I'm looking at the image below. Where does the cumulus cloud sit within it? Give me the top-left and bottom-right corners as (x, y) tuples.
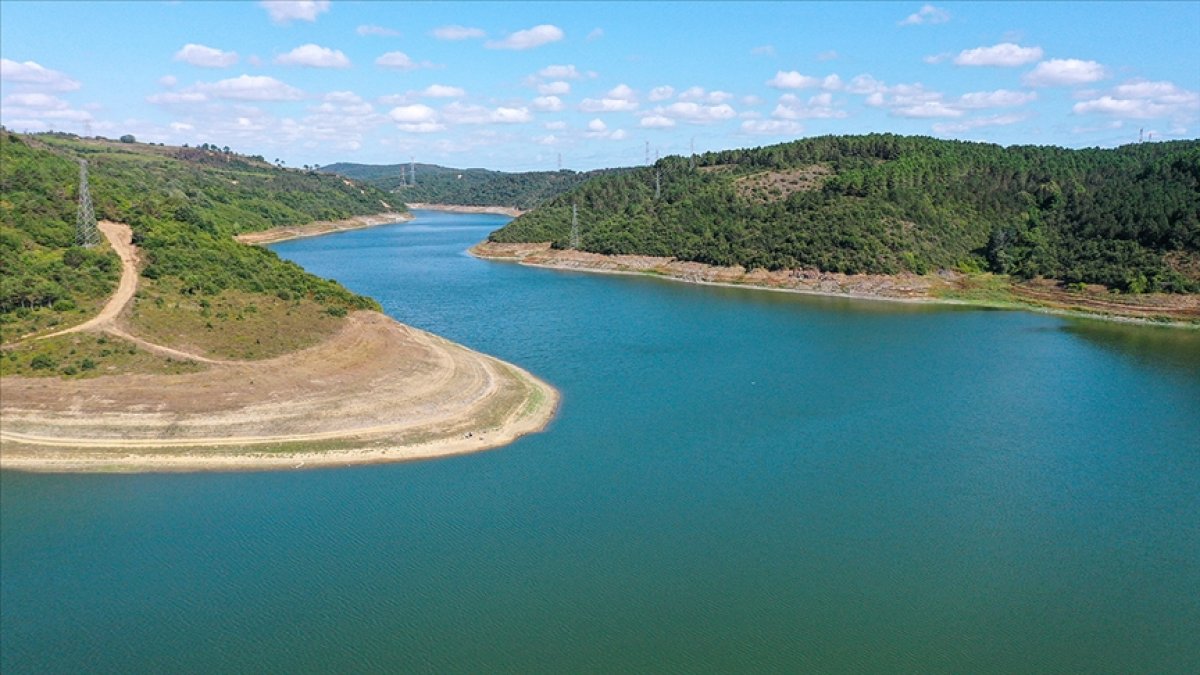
(259, 1), (329, 24)
(146, 90), (209, 104)
(2, 92), (69, 109)
(431, 25), (486, 40)
(421, 84), (466, 98)
(375, 51), (435, 70)
(587, 118), (607, 132)
(893, 101), (963, 118)
(772, 92), (846, 120)
(538, 64), (583, 80)
(532, 95), (564, 111)
(932, 113), (1029, 134)
(900, 4), (950, 26)
(741, 119), (803, 135)
(647, 101), (737, 125)
(953, 43), (1043, 67)
(174, 44), (239, 68)
(767, 70), (820, 89)
(441, 102), (532, 124)
(389, 103), (439, 130)
(640, 115), (675, 129)
(544, 120), (568, 130)
(486, 24), (564, 50)
(196, 74), (304, 101)
(0, 59), (81, 91)
(538, 81), (571, 95)
(357, 24), (400, 37)
(648, 85), (675, 101)
(679, 87), (734, 103)
(159, 75), (178, 87)
(955, 89), (1037, 108)
(580, 84), (638, 112)
(1073, 79), (1199, 121)
(1023, 59), (1108, 87)
(275, 44), (350, 68)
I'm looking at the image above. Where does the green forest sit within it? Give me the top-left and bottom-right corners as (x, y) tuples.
(1, 131), (397, 342)
(323, 161), (628, 210)
(491, 134), (1200, 293)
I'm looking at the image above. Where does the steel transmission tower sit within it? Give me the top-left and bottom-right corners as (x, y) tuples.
(75, 159), (100, 248)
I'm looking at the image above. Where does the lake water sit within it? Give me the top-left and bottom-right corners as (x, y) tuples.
(3, 210), (1199, 673)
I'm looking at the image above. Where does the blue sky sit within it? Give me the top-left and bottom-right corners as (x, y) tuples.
(2, 1), (1197, 171)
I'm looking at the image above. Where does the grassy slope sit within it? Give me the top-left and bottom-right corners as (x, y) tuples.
(1, 132), (402, 377)
(492, 134), (1200, 295)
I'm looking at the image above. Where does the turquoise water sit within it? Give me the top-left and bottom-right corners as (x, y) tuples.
(3, 211), (1199, 673)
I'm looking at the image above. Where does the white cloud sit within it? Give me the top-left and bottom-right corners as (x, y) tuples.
(606, 84), (637, 101)
(772, 92), (846, 119)
(1023, 59), (1108, 87)
(0, 59), (81, 91)
(196, 75), (304, 101)
(846, 74), (886, 95)
(932, 113), (1029, 134)
(648, 86), (675, 102)
(900, 4), (950, 26)
(159, 75), (178, 88)
(389, 103), (438, 123)
(544, 120), (568, 130)
(752, 45), (776, 57)
(486, 24), (564, 50)
(421, 84), (466, 98)
(610, 129), (628, 140)
(532, 95), (564, 111)
(538, 80), (571, 95)
(955, 89), (1037, 108)
(146, 91), (208, 104)
(275, 44), (350, 68)
(679, 87), (734, 103)
(259, 1), (329, 24)
(767, 70), (820, 89)
(655, 101), (737, 124)
(640, 115), (676, 129)
(441, 102), (532, 124)
(535, 134), (559, 145)
(587, 118), (607, 132)
(357, 24), (400, 37)
(923, 53), (952, 65)
(587, 28), (604, 42)
(1073, 79), (1200, 121)
(375, 51), (434, 70)
(817, 50), (839, 62)
(174, 44), (238, 68)
(741, 119), (803, 135)
(431, 25), (486, 40)
(579, 98), (638, 112)
(953, 43), (1043, 67)
(2, 93), (68, 109)
(892, 101), (963, 118)
(538, 64), (583, 80)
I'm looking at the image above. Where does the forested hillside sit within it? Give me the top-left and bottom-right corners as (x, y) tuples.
(323, 162), (628, 210)
(491, 134), (1200, 293)
(1, 131), (398, 369)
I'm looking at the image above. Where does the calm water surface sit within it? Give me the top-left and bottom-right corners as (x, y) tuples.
(3, 211), (1199, 673)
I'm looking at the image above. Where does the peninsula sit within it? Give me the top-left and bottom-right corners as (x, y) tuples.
(0, 132), (557, 472)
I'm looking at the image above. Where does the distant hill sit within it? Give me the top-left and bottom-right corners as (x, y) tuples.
(321, 162), (630, 211)
(490, 134), (1200, 293)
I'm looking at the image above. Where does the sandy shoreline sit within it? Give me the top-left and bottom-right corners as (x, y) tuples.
(406, 203), (526, 217)
(1, 312), (559, 473)
(234, 211), (412, 245)
(471, 241), (1200, 327)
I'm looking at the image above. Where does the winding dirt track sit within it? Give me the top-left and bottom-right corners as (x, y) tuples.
(1, 223), (558, 472)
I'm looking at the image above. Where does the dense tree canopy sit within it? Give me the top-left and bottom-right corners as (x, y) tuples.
(323, 162), (630, 211)
(491, 134), (1200, 293)
(1, 131), (396, 335)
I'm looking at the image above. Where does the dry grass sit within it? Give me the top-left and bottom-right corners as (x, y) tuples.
(126, 280), (344, 360)
(0, 331), (207, 378)
(734, 165), (832, 203)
